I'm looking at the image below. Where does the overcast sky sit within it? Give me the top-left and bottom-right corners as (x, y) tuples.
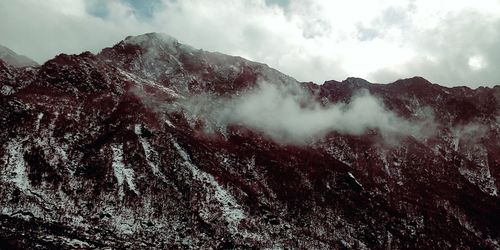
(0, 0), (499, 87)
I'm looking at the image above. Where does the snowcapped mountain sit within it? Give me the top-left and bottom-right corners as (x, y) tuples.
(0, 45), (38, 68)
(0, 33), (499, 249)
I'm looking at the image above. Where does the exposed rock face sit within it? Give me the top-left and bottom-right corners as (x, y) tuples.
(0, 33), (499, 249)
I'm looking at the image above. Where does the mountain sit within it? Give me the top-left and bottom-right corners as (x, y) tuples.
(0, 45), (38, 68)
(0, 33), (499, 249)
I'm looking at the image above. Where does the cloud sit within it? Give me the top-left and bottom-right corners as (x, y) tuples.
(451, 122), (488, 150)
(176, 81), (435, 144)
(369, 10), (500, 87)
(0, 0), (148, 63)
(0, 0), (499, 87)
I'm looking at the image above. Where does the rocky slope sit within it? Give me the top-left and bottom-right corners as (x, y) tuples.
(0, 33), (499, 249)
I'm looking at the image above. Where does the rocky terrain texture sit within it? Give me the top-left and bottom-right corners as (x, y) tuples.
(0, 33), (499, 249)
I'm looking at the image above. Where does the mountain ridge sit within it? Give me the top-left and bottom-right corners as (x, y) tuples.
(3, 32), (498, 89)
(0, 45), (39, 68)
(0, 33), (499, 249)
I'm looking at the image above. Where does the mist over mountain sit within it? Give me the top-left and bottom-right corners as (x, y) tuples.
(0, 33), (499, 249)
(0, 45), (38, 68)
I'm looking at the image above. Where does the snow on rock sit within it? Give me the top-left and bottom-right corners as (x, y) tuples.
(459, 164), (498, 196)
(378, 149), (391, 176)
(112, 207), (138, 235)
(124, 32), (179, 49)
(111, 143), (139, 198)
(35, 112), (44, 131)
(452, 133), (498, 196)
(33, 111), (71, 170)
(165, 119), (175, 128)
(134, 124), (168, 183)
(348, 172), (363, 189)
(322, 139), (353, 166)
(53, 143), (70, 166)
(118, 68), (181, 98)
(172, 140), (246, 234)
(2, 139), (30, 190)
(0, 85), (14, 95)
(40, 235), (92, 248)
(453, 137), (460, 151)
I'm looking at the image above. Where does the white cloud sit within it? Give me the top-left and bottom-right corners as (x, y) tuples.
(468, 55), (487, 71)
(177, 81), (435, 144)
(0, 0), (499, 87)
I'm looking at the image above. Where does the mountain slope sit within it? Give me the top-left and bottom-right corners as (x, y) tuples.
(0, 33), (499, 249)
(0, 45), (38, 68)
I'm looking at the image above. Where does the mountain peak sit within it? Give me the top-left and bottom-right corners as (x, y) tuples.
(342, 77), (372, 87)
(394, 76), (432, 86)
(0, 44), (38, 68)
(123, 32), (179, 48)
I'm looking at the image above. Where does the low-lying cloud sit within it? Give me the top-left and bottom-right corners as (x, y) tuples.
(177, 82), (435, 144)
(451, 122), (488, 150)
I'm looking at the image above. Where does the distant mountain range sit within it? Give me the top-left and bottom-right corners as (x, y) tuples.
(0, 45), (38, 68)
(0, 33), (498, 249)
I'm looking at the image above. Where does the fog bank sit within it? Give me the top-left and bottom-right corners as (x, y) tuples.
(178, 82), (435, 144)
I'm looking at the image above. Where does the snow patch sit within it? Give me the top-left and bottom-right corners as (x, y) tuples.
(134, 124), (168, 183)
(40, 235), (92, 248)
(111, 144), (139, 198)
(118, 68), (181, 98)
(1, 85), (14, 95)
(124, 33), (178, 48)
(35, 112), (44, 130)
(53, 144), (69, 165)
(459, 164), (498, 196)
(379, 150), (391, 175)
(2, 140), (30, 190)
(348, 172), (363, 188)
(172, 140), (245, 234)
(453, 137), (460, 151)
(165, 119), (175, 128)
